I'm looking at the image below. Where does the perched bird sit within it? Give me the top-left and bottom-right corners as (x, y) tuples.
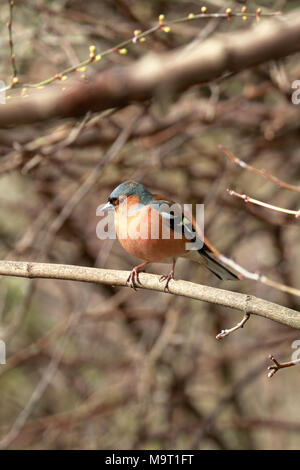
(102, 181), (238, 289)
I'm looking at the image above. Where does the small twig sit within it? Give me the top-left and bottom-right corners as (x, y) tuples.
(216, 294), (251, 340)
(218, 253), (300, 298)
(7, 0), (18, 87)
(1, 9), (299, 127)
(220, 145), (300, 193)
(268, 354), (300, 378)
(216, 313), (250, 340)
(15, 8), (281, 89)
(227, 189), (300, 218)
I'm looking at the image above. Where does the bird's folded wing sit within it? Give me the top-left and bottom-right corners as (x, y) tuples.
(150, 199), (198, 242)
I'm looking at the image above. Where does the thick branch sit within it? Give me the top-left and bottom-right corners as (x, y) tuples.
(0, 260), (299, 329)
(1, 10), (300, 126)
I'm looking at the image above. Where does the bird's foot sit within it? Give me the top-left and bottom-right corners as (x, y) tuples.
(127, 265), (146, 290)
(159, 269), (175, 291)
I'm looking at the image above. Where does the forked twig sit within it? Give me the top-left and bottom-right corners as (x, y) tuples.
(268, 354), (300, 378)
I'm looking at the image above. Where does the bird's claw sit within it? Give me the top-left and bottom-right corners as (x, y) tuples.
(127, 267), (144, 290)
(159, 271), (175, 291)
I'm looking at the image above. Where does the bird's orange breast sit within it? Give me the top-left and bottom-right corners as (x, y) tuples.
(115, 198), (186, 262)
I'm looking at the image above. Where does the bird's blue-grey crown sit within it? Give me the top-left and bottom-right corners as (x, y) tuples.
(109, 181), (153, 202)
(103, 181), (154, 211)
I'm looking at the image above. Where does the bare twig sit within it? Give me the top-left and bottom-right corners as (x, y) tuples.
(227, 189), (300, 218)
(216, 313), (250, 340)
(268, 354), (300, 378)
(220, 145), (300, 193)
(1, 9), (300, 127)
(215, 272), (252, 342)
(7, 0), (18, 87)
(17, 8), (280, 89)
(218, 253), (300, 298)
(191, 207), (300, 299)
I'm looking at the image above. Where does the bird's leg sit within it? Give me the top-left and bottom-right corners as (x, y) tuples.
(159, 259), (176, 291)
(127, 261), (150, 290)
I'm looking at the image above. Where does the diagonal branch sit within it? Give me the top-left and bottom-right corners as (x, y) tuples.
(0, 260), (299, 330)
(1, 9), (300, 126)
(219, 145), (300, 193)
(227, 189), (300, 218)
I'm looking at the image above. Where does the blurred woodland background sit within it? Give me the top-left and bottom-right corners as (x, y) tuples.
(0, 0), (300, 450)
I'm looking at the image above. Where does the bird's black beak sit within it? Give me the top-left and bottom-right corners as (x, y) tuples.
(101, 201), (115, 212)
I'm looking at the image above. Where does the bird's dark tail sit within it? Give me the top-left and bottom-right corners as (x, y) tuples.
(198, 248), (238, 280)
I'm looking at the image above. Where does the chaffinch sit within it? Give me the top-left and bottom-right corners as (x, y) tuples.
(102, 181), (238, 289)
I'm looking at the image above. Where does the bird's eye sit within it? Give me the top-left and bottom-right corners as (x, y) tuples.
(108, 195), (127, 206)
(109, 197), (118, 206)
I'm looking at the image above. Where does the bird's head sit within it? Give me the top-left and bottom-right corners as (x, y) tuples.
(102, 181), (154, 211)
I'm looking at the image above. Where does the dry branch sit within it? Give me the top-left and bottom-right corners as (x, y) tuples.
(227, 189), (300, 218)
(1, 10), (300, 126)
(216, 312), (250, 340)
(220, 145), (300, 193)
(268, 354), (300, 378)
(0, 260), (299, 329)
